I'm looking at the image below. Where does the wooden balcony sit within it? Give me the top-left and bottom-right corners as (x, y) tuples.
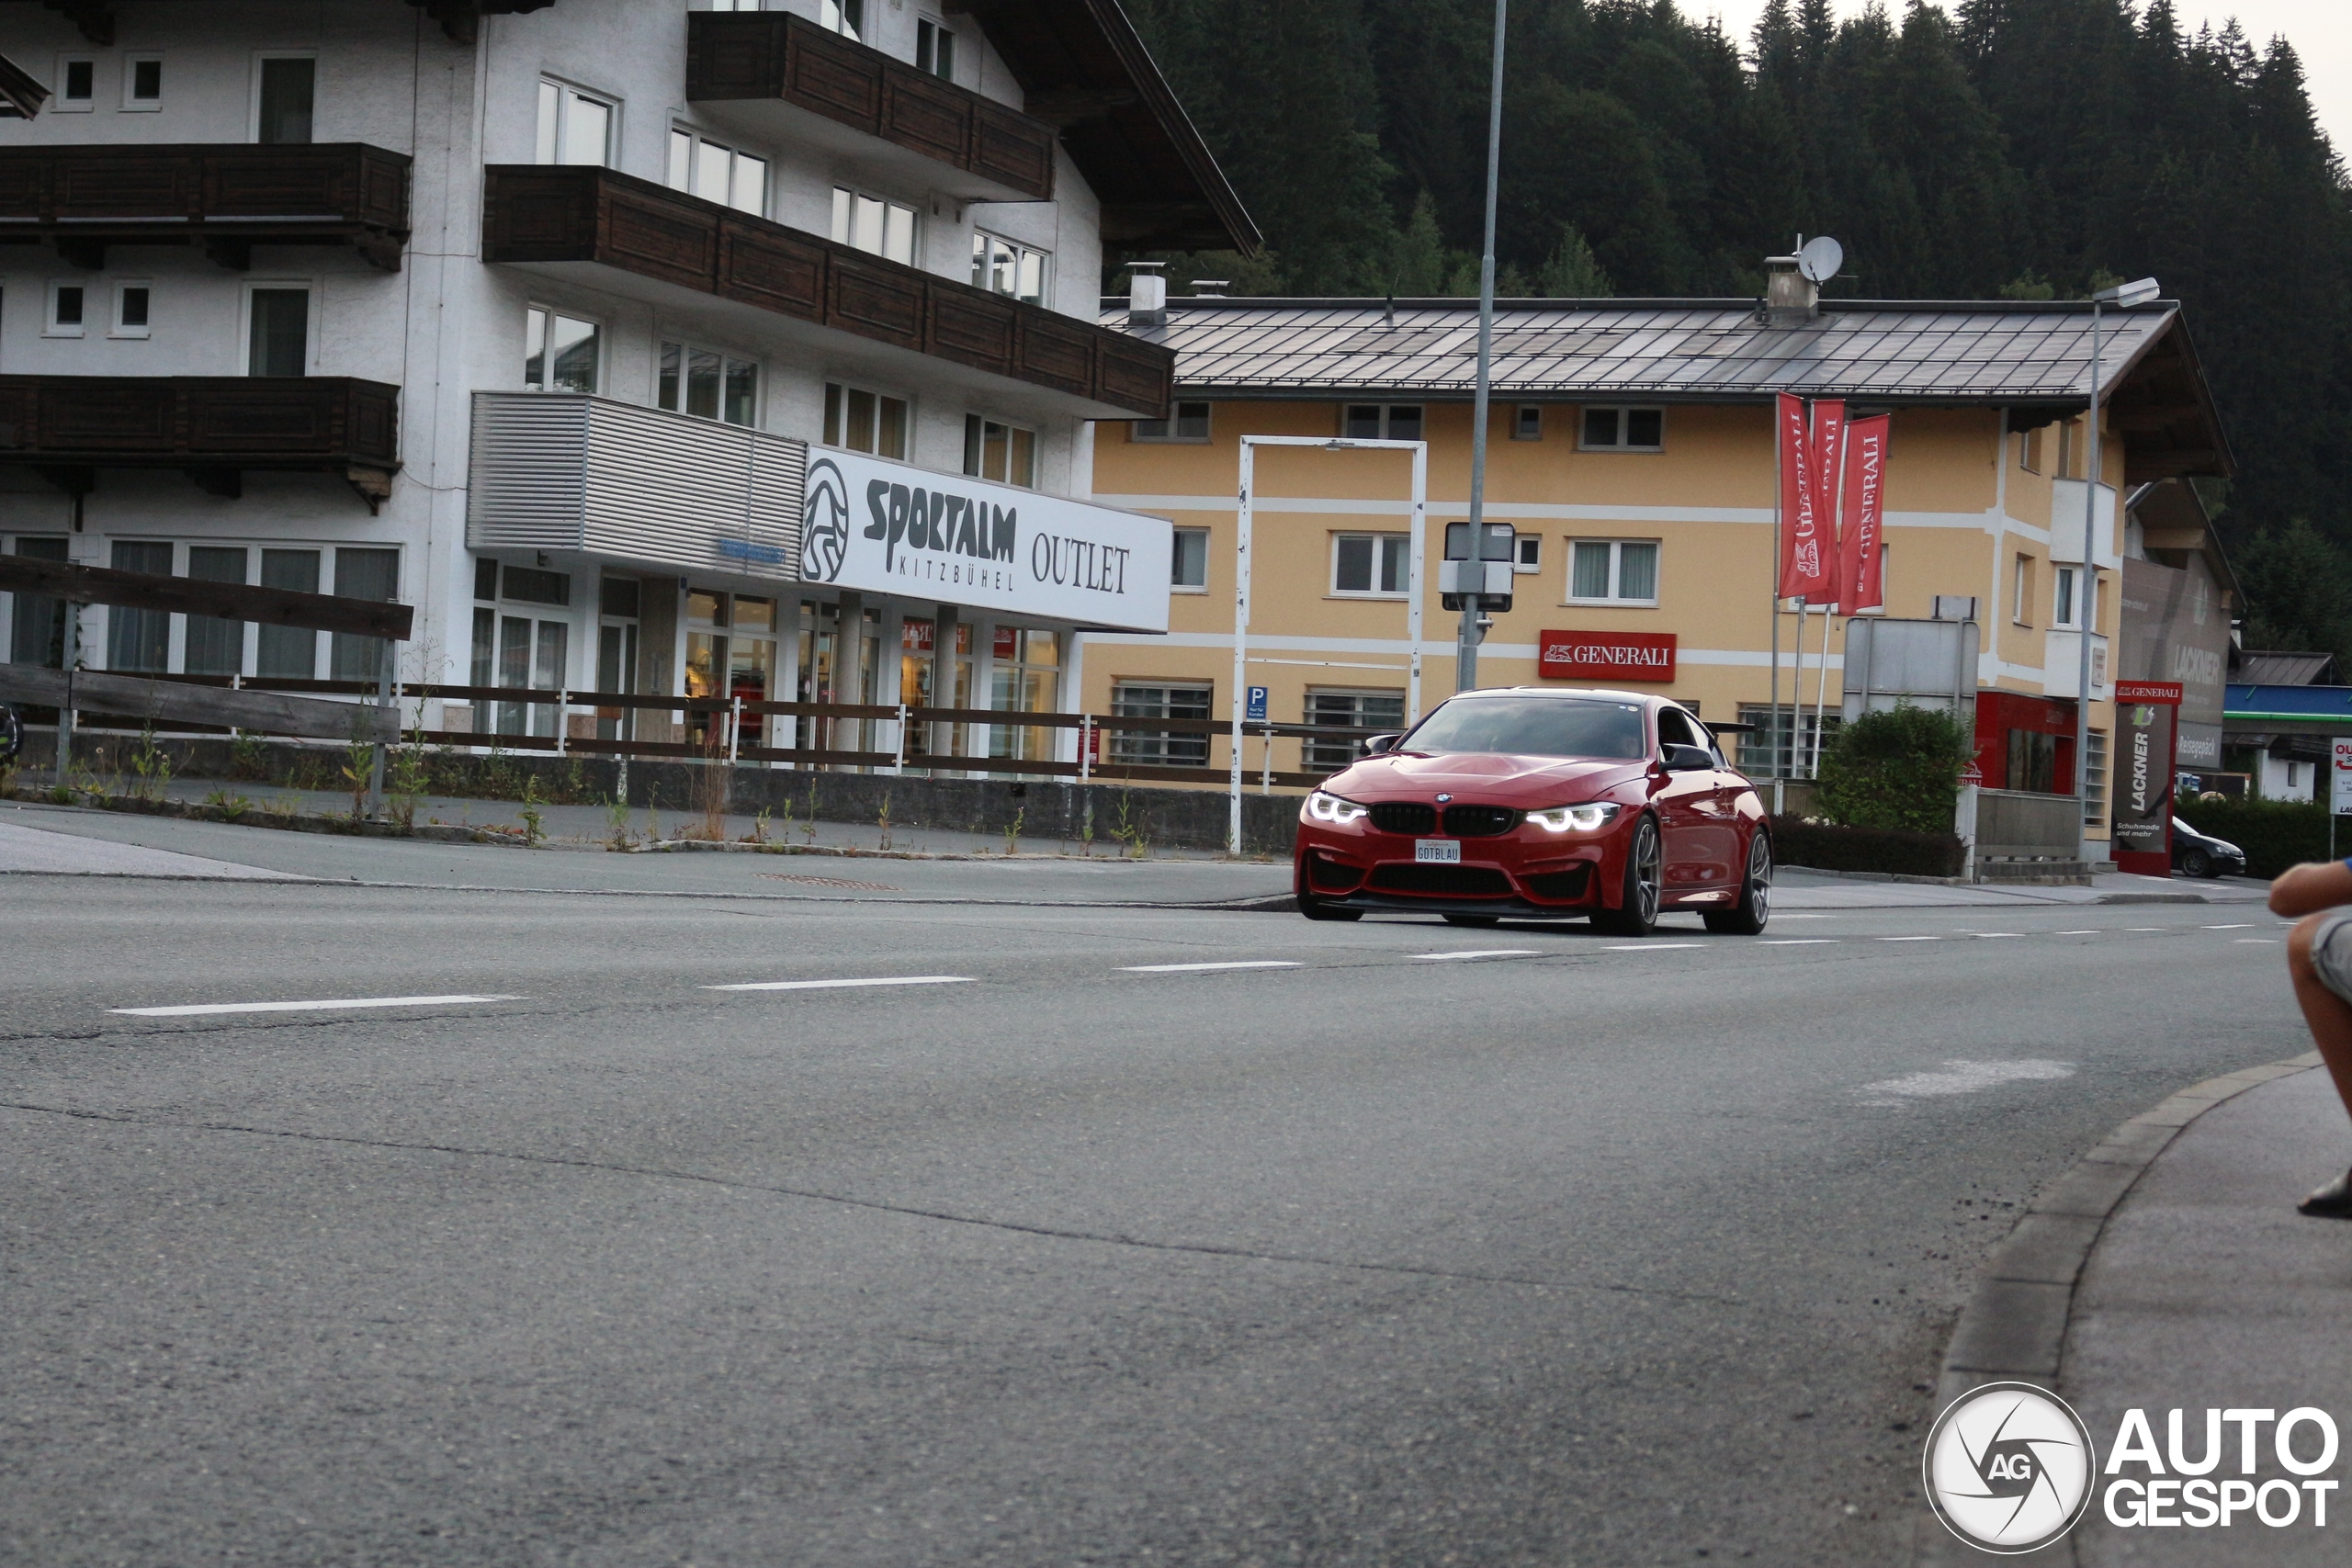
(686, 12), (1055, 205)
(482, 164), (1173, 418)
(0, 376), (401, 507)
(0, 143), (410, 271)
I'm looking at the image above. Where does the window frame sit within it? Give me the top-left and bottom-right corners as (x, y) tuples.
(54, 55), (95, 112)
(243, 282), (315, 378)
(1170, 527), (1210, 592)
(1329, 532), (1411, 600)
(122, 54), (163, 111)
(1577, 405), (1666, 452)
(823, 381), (911, 459)
(1512, 534), (1542, 575)
(44, 279), (87, 338)
(667, 125), (767, 217)
(831, 184), (918, 266)
(657, 337), (760, 426)
(536, 77), (616, 167)
(251, 51), (316, 144)
(109, 279), (152, 339)
(964, 414), (1037, 488)
(1133, 400), (1211, 444)
(523, 303), (601, 394)
(820, 0), (865, 42)
(1109, 681), (1213, 768)
(970, 230), (1049, 307)
(1341, 404), (1423, 442)
(1511, 404), (1544, 441)
(916, 17), (957, 81)
(1565, 537), (1661, 606)
(2012, 554), (2034, 626)
(1304, 687), (1407, 772)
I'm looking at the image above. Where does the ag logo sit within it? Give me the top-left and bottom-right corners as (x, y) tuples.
(1924, 1382), (2097, 1553)
(802, 457), (851, 583)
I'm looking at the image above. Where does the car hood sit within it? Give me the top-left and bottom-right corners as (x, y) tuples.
(1326, 751), (1649, 804)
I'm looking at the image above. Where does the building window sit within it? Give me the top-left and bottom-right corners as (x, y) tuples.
(2057, 418), (2083, 479)
(1580, 406), (1664, 451)
(123, 55), (162, 110)
(824, 383), (908, 458)
(2012, 554), (2034, 626)
(258, 548), (320, 677)
(111, 282), (151, 338)
(246, 287), (310, 376)
(45, 281), (85, 338)
(256, 56), (314, 144)
(1306, 689), (1406, 772)
(536, 80), (614, 166)
(56, 58), (94, 111)
(1342, 404), (1421, 441)
(1567, 538), (1659, 604)
(1512, 405), (1543, 440)
(10, 536), (73, 669)
(667, 129), (766, 215)
(965, 417), (1035, 486)
(183, 547), (247, 677)
(831, 186), (915, 265)
(2017, 428), (2044, 474)
(658, 341), (758, 426)
(524, 306), (599, 393)
(107, 541), (172, 672)
(1110, 682), (1211, 767)
(971, 231), (1047, 305)
(1331, 533), (1409, 597)
(821, 0), (864, 41)
(331, 547), (401, 683)
(1171, 527), (1209, 591)
(2053, 565), (2096, 629)
(1513, 534), (1542, 574)
(1736, 705), (1839, 779)
(990, 627), (1060, 761)
(1133, 400), (1210, 443)
(917, 17), (956, 78)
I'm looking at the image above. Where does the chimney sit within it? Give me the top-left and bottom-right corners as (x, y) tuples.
(1762, 254), (1817, 325)
(1127, 262), (1167, 327)
(1191, 279), (1228, 298)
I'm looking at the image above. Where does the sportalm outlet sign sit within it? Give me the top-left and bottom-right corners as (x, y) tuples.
(799, 449), (1172, 632)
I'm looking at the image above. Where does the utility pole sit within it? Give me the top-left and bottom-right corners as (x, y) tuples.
(1458, 0), (1508, 693)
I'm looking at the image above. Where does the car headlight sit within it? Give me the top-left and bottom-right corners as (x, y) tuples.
(1526, 802), (1622, 833)
(2214, 840), (2243, 856)
(1306, 790), (1371, 826)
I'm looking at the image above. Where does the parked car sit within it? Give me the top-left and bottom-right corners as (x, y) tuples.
(2171, 817), (2245, 879)
(1294, 688), (1770, 936)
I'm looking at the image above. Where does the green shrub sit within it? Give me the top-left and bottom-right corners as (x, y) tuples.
(1815, 704), (1973, 833)
(1770, 815), (1966, 878)
(2176, 795), (2329, 879)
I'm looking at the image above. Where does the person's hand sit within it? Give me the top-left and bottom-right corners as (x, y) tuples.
(2269, 860), (2352, 918)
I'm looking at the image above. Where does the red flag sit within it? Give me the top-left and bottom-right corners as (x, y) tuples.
(1839, 414), (1890, 612)
(1775, 392), (1829, 601)
(1808, 399), (1847, 609)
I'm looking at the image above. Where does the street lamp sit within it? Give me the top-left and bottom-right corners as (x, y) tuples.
(2075, 276), (2162, 863)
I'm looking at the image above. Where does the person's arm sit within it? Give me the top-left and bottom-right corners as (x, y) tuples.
(2269, 860), (2352, 918)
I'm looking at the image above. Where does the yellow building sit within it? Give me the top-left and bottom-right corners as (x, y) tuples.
(1078, 264), (2231, 856)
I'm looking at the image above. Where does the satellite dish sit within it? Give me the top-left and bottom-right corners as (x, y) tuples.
(1797, 235), (1844, 285)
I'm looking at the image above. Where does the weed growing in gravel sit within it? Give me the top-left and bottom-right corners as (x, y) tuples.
(1001, 806), (1024, 856)
(203, 787), (251, 822)
(518, 777), (546, 847)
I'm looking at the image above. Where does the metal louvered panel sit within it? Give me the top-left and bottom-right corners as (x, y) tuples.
(468, 392), (805, 580)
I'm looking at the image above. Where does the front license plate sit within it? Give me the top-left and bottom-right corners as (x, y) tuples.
(1415, 839), (1461, 863)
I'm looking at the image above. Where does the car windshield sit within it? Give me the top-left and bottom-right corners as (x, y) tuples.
(1400, 697), (1648, 760)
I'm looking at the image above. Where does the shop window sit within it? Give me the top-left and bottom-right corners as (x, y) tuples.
(831, 186), (915, 265)
(824, 382), (908, 458)
(524, 307), (599, 393)
(1111, 682), (1211, 767)
(501, 564), (570, 607)
(256, 56), (314, 144)
(659, 341), (758, 426)
(684, 590), (778, 750)
(595, 574), (640, 739)
(1134, 400), (1211, 443)
(1580, 406), (1664, 451)
(964, 416), (1035, 487)
(536, 80), (614, 166)
(106, 541), (172, 673)
(668, 129), (766, 215)
(2007, 729), (2059, 795)
(1331, 533), (1408, 597)
(1567, 538), (1659, 604)
(1306, 689), (1405, 772)
(989, 627), (1059, 761)
(258, 548), (320, 677)
(900, 617), (974, 759)
(1171, 527), (1209, 591)
(917, 18), (956, 79)
(1343, 404), (1421, 441)
(970, 231), (1047, 305)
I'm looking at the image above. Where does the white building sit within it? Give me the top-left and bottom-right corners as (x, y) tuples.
(0, 0), (1252, 764)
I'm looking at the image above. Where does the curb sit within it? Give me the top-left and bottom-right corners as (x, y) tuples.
(1912, 1050), (2324, 1567)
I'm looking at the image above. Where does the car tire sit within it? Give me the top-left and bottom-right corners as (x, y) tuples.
(1704, 829), (1771, 935)
(1442, 913), (1500, 927)
(1591, 816), (1661, 938)
(2181, 848), (2211, 879)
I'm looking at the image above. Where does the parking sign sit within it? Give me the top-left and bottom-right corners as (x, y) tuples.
(1246, 686), (1268, 723)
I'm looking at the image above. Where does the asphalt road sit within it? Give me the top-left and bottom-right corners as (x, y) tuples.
(0, 859), (2308, 1566)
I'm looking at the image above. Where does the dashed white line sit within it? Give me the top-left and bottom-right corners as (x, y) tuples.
(1759, 939), (1838, 945)
(111, 994), (520, 1018)
(1414, 949), (1542, 962)
(2204, 924), (2254, 931)
(1117, 961), (1303, 973)
(2053, 931), (2099, 936)
(706, 976), (974, 992)
(1606, 942), (1703, 952)
(1876, 936), (1940, 942)
(2123, 927), (2165, 932)
(2234, 939), (2279, 944)
(1961, 932), (2022, 939)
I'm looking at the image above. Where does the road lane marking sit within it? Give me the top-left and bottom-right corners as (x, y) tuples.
(706, 976), (974, 992)
(1118, 961), (1302, 973)
(2203, 924), (2253, 930)
(1414, 950), (1541, 961)
(2124, 927), (2165, 932)
(1759, 939), (1837, 945)
(111, 994), (520, 1018)
(1876, 936), (1940, 942)
(1605, 942), (1702, 951)
(1857, 1057), (2075, 1107)
(2054, 931), (2098, 936)
(2234, 938), (2279, 944)
(1960, 931), (2021, 938)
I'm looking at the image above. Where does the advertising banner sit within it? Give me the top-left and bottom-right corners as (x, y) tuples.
(2119, 556), (2230, 770)
(2111, 694), (2177, 875)
(1774, 392), (1831, 603)
(1539, 630), (1678, 682)
(1838, 414), (1890, 613)
(2334, 738), (2352, 817)
(1809, 398), (1847, 608)
(799, 449), (1173, 632)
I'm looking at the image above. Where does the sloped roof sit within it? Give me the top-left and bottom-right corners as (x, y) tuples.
(1103, 295), (2231, 479)
(2233, 651), (2337, 686)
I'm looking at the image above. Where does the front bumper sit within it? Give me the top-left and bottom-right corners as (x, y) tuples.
(1296, 827), (1610, 915)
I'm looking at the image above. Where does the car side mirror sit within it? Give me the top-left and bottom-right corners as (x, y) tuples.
(1361, 732), (1400, 756)
(1661, 743), (1714, 773)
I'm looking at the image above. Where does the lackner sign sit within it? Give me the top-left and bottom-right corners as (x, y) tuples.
(799, 449), (1172, 633)
(1539, 630), (1678, 682)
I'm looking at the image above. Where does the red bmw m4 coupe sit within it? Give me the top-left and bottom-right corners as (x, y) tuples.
(1293, 688), (1770, 936)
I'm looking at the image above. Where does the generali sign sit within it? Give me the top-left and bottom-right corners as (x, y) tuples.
(1538, 630), (1678, 682)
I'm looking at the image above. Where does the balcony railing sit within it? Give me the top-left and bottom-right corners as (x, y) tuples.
(686, 12), (1057, 204)
(0, 376), (401, 506)
(481, 164), (1173, 418)
(0, 143), (411, 271)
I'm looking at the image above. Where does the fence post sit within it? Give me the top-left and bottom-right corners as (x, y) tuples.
(1079, 716), (1092, 784)
(54, 602), (78, 788)
(1261, 724), (1273, 795)
(728, 695), (742, 764)
(555, 689), (569, 757)
(893, 703), (907, 774)
(365, 651), (392, 819)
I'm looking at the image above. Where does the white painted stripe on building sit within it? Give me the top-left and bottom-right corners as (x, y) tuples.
(111, 994), (521, 1017)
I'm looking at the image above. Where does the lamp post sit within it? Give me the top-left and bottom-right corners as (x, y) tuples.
(2076, 276), (2162, 863)
(1459, 0), (1509, 693)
